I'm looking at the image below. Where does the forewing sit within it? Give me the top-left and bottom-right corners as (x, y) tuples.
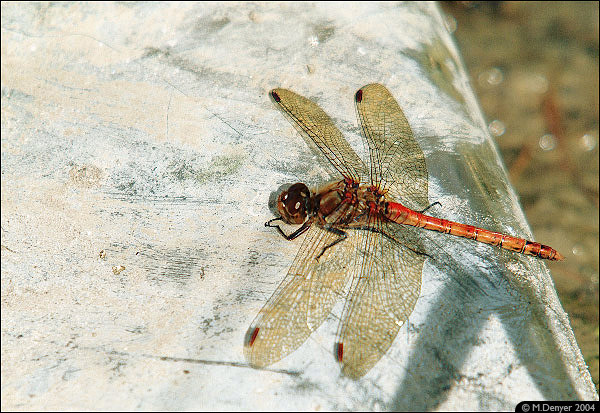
(335, 219), (425, 379)
(355, 83), (429, 210)
(270, 88), (368, 183)
(245, 224), (356, 368)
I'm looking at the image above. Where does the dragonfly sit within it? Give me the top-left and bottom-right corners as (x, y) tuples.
(244, 83), (563, 379)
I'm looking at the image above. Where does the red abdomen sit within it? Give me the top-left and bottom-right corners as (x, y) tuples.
(385, 202), (564, 261)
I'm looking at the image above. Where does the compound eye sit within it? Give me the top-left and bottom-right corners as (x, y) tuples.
(277, 183), (310, 224)
(283, 192), (305, 215)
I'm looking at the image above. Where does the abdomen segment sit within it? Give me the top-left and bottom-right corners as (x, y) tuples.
(385, 202), (564, 261)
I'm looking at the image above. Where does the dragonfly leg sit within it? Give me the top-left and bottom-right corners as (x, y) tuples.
(265, 217), (312, 240)
(417, 201), (441, 214)
(316, 226), (348, 261)
(349, 224), (432, 259)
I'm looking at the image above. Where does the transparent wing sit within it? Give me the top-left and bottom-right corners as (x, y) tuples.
(244, 223), (356, 368)
(355, 83), (429, 211)
(335, 219), (425, 379)
(270, 88), (368, 183)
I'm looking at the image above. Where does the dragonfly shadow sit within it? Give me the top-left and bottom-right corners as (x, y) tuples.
(390, 235), (580, 409)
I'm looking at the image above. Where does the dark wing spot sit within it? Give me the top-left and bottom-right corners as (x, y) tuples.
(244, 327), (260, 347)
(335, 342), (344, 362)
(355, 89), (363, 103)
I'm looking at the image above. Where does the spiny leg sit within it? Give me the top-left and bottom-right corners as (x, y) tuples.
(416, 201), (441, 214)
(265, 217), (312, 240)
(348, 224), (432, 259)
(316, 226), (348, 261)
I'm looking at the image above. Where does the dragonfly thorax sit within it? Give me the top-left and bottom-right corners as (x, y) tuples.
(276, 183), (312, 224)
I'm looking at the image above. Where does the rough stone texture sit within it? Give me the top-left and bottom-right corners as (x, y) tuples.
(1, 2), (597, 410)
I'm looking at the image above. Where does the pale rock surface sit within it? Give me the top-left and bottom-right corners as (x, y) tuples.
(2, 2), (597, 410)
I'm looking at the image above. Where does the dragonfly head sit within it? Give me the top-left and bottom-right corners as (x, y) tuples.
(277, 183), (311, 224)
